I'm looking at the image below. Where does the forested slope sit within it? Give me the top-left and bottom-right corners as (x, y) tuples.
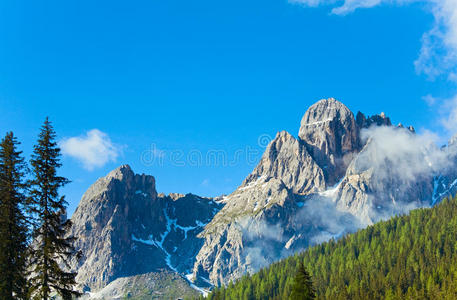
(204, 196), (457, 299)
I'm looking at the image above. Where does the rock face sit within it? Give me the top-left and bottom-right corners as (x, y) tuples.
(192, 177), (299, 286)
(298, 98), (361, 185)
(243, 131), (325, 194)
(190, 98), (457, 286)
(356, 111), (392, 128)
(71, 98), (457, 296)
(70, 165), (222, 294)
(191, 99), (360, 285)
(70, 165), (163, 291)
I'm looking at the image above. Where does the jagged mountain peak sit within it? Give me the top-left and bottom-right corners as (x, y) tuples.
(105, 164), (133, 180)
(299, 98), (352, 127)
(75, 164), (158, 213)
(298, 98), (360, 185)
(241, 130), (325, 194)
(356, 110), (392, 128)
(70, 165), (222, 294)
(192, 98), (457, 288)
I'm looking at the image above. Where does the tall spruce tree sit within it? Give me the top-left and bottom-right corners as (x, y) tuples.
(29, 118), (80, 300)
(0, 132), (29, 299)
(290, 261), (315, 300)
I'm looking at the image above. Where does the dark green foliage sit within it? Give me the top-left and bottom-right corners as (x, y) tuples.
(290, 262), (315, 300)
(0, 132), (29, 299)
(206, 195), (457, 300)
(28, 118), (80, 300)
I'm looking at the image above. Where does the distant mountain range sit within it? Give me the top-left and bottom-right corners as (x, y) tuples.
(69, 98), (457, 299)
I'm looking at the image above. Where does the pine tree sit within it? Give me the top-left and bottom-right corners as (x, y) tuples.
(0, 132), (29, 299)
(289, 262), (315, 300)
(28, 118), (81, 300)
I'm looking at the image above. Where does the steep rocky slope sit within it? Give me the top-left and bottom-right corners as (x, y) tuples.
(69, 165), (222, 295)
(191, 98), (457, 286)
(70, 98), (457, 296)
(298, 98), (361, 185)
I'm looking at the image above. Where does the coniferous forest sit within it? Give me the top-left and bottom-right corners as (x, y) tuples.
(0, 119), (79, 299)
(204, 196), (457, 300)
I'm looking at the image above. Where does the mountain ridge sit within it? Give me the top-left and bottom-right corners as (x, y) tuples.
(69, 98), (457, 298)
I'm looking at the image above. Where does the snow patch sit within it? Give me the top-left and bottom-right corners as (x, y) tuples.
(303, 118), (333, 126)
(319, 179), (343, 199)
(185, 273), (194, 281)
(189, 282), (209, 297)
(131, 234), (156, 246)
(195, 220), (208, 227)
(431, 176), (457, 206)
(184, 273), (210, 296)
(239, 175), (267, 191)
(135, 190), (148, 197)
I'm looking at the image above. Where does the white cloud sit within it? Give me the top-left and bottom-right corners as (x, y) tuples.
(415, 0), (457, 79)
(289, 0), (335, 7)
(201, 178), (210, 187)
(419, 93), (457, 136)
(331, 0), (385, 15)
(290, 0), (457, 78)
(440, 94), (457, 134)
(290, 0), (415, 14)
(358, 126), (447, 181)
(423, 94), (438, 106)
(60, 129), (120, 170)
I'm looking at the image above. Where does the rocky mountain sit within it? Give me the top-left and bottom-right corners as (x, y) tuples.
(190, 98), (457, 286)
(69, 165), (222, 297)
(70, 98), (457, 298)
(298, 99), (361, 185)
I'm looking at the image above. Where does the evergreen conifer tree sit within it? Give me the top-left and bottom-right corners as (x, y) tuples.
(0, 132), (29, 299)
(290, 261), (315, 300)
(28, 118), (80, 300)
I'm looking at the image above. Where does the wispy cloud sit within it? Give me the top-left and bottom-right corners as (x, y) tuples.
(358, 126), (447, 181)
(290, 0), (457, 79)
(439, 94), (457, 135)
(60, 129), (120, 170)
(419, 93), (457, 137)
(289, 0), (414, 15)
(423, 94), (438, 106)
(415, 0), (457, 79)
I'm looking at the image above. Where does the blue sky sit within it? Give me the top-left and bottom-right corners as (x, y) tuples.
(1, 0), (456, 215)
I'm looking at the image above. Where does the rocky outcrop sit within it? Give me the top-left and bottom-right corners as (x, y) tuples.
(70, 165), (222, 294)
(192, 178), (299, 286)
(298, 98), (361, 185)
(356, 111), (392, 128)
(70, 165), (165, 291)
(242, 131), (325, 194)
